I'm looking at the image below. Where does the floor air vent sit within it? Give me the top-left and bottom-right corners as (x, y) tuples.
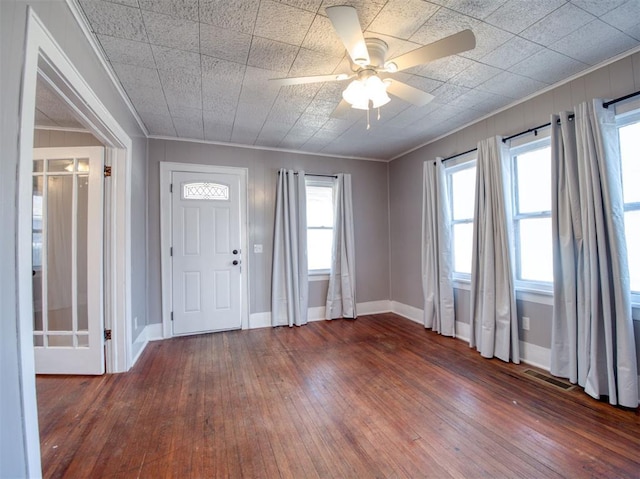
(523, 369), (576, 391)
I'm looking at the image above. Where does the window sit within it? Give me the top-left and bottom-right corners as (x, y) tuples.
(617, 112), (640, 296)
(306, 178), (334, 273)
(447, 161), (476, 278)
(510, 139), (553, 287)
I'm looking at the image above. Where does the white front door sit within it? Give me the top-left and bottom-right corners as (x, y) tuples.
(32, 147), (105, 375)
(171, 171), (242, 335)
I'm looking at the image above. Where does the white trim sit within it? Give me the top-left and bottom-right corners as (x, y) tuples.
(516, 289), (554, 306)
(519, 341), (551, 371)
(391, 301), (423, 324)
(455, 321), (471, 342)
(358, 300), (392, 315)
(249, 312), (271, 329)
(309, 273), (330, 282)
(160, 162), (250, 338)
(150, 135), (387, 162)
(17, 8), (133, 476)
(64, 0), (149, 137)
(390, 44), (640, 162)
(130, 323), (163, 367)
(34, 125), (91, 134)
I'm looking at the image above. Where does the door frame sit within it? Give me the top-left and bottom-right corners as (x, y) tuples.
(160, 162), (250, 337)
(17, 8), (133, 474)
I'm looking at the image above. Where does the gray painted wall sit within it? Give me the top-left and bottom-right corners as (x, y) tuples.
(1, 2), (146, 476)
(147, 139), (390, 321)
(389, 51), (640, 356)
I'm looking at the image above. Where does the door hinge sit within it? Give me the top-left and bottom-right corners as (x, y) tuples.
(104, 329), (112, 341)
(170, 183), (173, 193)
(171, 312), (174, 321)
(104, 165), (112, 177)
(170, 246), (173, 257)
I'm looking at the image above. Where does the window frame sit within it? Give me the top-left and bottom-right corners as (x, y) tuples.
(445, 155), (477, 283)
(305, 176), (335, 276)
(509, 135), (553, 293)
(615, 108), (640, 305)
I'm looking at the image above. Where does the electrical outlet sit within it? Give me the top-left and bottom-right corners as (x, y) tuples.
(522, 316), (530, 331)
(254, 244), (263, 253)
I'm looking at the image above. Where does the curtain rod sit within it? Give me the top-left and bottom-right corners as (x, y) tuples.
(277, 170), (337, 178)
(443, 89), (640, 162)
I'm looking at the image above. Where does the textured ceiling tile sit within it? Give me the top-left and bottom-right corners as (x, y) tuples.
(158, 69), (202, 109)
(138, 0), (198, 21)
(410, 8), (479, 45)
(444, 0), (508, 20)
(403, 74), (443, 92)
(36, 82), (84, 128)
(140, 113), (176, 136)
(174, 114), (204, 139)
(248, 37), (300, 72)
(151, 45), (201, 75)
(569, 0), (627, 16)
(199, 0), (259, 34)
(168, 106), (203, 122)
(322, 117), (356, 132)
(79, 0), (147, 41)
(601, 1), (640, 40)
(509, 49), (587, 84)
(142, 10), (199, 52)
(477, 71), (548, 98)
(431, 83), (472, 104)
(289, 48), (344, 76)
(231, 127), (261, 144)
(97, 35), (156, 69)
(367, 0), (440, 40)
(112, 62), (162, 90)
(280, 135), (313, 149)
(551, 19), (638, 65)
(449, 61), (502, 88)
(204, 120), (234, 142)
(480, 36), (543, 69)
(254, 1), (315, 45)
(301, 15), (346, 57)
(459, 22), (513, 60)
(407, 55), (475, 82)
(468, 90), (512, 113)
(295, 114), (329, 129)
(201, 56), (246, 103)
(306, 98), (340, 116)
(105, 0), (140, 7)
(278, 0), (323, 13)
(485, 0), (566, 34)
(200, 23), (252, 64)
(315, 81), (345, 102)
(319, 0), (388, 29)
(521, 3), (595, 46)
(35, 110), (59, 128)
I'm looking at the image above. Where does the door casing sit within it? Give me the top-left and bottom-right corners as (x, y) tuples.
(160, 162), (249, 337)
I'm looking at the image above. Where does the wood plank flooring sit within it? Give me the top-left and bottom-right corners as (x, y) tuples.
(37, 313), (640, 478)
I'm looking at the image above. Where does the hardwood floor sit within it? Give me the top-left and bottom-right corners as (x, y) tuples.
(37, 314), (640, 478)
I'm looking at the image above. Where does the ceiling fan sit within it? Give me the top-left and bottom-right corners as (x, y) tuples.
(270, 5), (476, 123)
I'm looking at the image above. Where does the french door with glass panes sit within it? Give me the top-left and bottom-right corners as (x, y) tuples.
(32, 147), (105, 374)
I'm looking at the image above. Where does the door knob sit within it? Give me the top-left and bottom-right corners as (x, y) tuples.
(233, 249), (239, 255)
(233, 260), (239, 266)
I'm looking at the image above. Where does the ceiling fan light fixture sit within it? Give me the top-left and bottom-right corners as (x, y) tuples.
(384, 61), (398, 73)
(342, 75), (390, 110)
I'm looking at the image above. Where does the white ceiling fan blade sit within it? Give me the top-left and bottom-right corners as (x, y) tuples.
(270, 73), (352, 87)
(385, 80), (434, 106)
(326, 5), (370, 66)
(387, 29), (476, 72)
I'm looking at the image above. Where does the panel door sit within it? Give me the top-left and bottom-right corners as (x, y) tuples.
(32, 147), (105, 375)
(171, 171), (242, 335)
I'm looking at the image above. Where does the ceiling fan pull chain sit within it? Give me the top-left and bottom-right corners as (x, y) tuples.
(377, 107), (381, 121)
(367, 109), (370, 130)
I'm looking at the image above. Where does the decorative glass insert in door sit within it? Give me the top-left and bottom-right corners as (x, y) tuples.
(32, 156), (91, 348)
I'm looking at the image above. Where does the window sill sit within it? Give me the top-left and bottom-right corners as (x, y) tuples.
(309, 271), (330, 282)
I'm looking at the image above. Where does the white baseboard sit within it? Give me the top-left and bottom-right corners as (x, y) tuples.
(390, 301), (423, 323)
(455, 321), (470, 342)
(519, 341), (551, 371)
(359, 300), (392, 315)
(130, 322), (163, 368)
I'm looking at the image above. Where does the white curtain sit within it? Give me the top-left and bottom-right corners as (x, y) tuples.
(422, 159), (455, 336)
(326, 173), (357, 319)
(550, 100), (638, 407)
(469, 137), (520, 363)
(271, 169), (309, 327)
